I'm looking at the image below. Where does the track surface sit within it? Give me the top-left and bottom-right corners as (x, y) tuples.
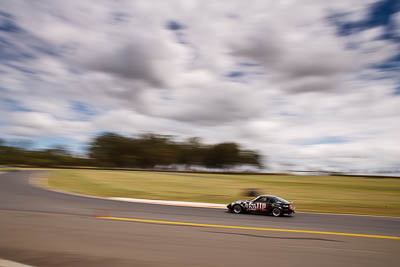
(0, 171), (399, 266)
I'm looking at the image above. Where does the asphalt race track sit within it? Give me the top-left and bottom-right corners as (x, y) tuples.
(0, 171), (399, 267)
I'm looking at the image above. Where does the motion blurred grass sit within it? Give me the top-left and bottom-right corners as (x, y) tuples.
(0, 167), (21, 172)
(45, 169), (400, 216)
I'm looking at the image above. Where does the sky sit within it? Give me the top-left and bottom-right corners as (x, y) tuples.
(0, 0), (400, 173)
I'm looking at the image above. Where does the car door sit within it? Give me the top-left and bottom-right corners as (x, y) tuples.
(267, 197), (277, 213)
(253, 196), (268, 213)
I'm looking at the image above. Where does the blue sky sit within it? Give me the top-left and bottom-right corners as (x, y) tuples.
(0, 0), (399, 172)
(332, 0), (400, 94)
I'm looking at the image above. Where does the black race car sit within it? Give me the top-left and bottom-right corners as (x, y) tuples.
(227, 195), (295, 217)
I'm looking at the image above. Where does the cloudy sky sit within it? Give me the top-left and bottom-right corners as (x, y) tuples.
(1, 0), (399, 172)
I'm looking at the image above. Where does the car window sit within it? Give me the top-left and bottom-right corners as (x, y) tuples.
(255, 196), (268, 202)
(269, 198), (278, 204)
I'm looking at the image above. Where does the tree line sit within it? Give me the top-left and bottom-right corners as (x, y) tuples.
(0, 139), (89, 167)
(0, 133), (263, 169)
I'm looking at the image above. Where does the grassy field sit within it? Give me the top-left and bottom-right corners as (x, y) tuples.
(44, 169), (400, 216)
(0, 167), (22, 172)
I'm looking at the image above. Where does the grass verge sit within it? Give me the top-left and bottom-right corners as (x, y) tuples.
(45, 169), (400, 217)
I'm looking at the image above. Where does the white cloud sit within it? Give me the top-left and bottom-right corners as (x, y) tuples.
(392, 11), (400, 37)
(2, 112), (93, 139)
(0, 0), (399, 173)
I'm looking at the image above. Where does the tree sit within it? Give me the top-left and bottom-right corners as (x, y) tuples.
(89, 133), (132, 167)
(86, 132), (263, 170)
(203, 143), (241, 168)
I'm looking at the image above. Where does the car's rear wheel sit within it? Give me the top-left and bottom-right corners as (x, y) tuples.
(272, 208), (281, 217)
(233, 204), (243, 214)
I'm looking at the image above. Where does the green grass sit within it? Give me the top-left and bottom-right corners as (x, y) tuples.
(45, 169), (400, 216)
(0, 167), (21, 172)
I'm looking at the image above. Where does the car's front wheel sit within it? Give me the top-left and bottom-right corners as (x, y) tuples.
(272, 208), (281, 217)
(232, 204), (243, 214)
